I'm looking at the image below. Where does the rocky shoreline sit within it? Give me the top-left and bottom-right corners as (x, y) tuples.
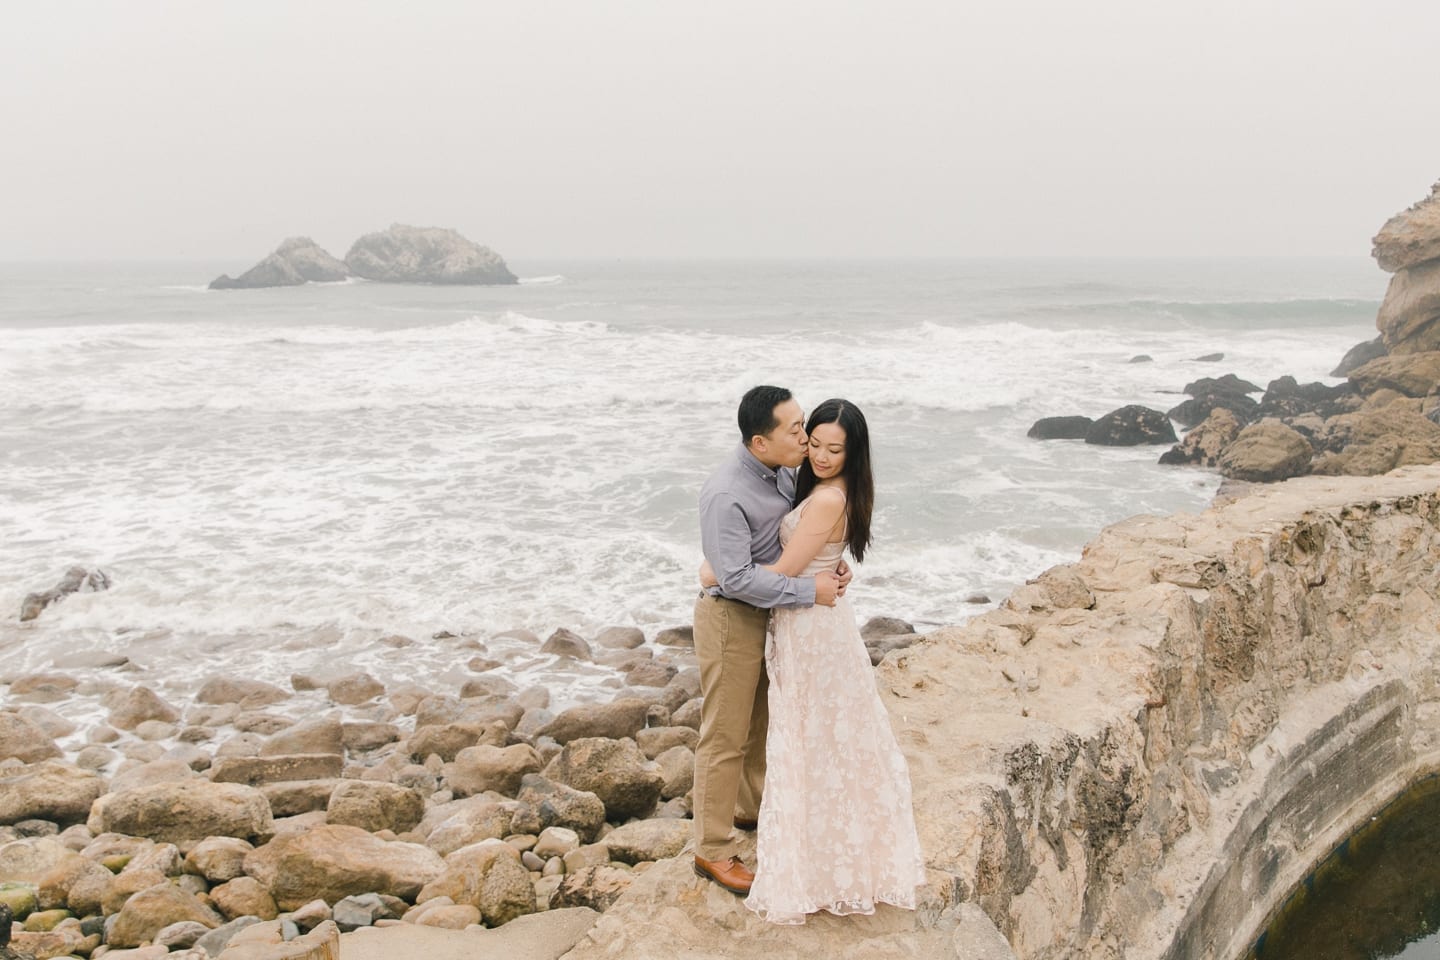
(0, 614), (923, 960)
(1029, 180), (1440, 486)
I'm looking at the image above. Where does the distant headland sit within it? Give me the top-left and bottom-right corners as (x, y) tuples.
(208, 225), (518, 289)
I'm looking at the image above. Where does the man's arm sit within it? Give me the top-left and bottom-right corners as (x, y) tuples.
(701, 496), (817, 609)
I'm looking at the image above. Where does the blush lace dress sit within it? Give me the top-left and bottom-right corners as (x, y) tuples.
(744, 496), (928, 924)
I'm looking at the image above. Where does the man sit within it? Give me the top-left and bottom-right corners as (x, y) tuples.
(691, 385), (846, 894)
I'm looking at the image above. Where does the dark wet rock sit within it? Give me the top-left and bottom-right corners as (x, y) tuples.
(1191, 352), (1225, 362)
(344, 224), (517, 285)
(1027, 416), (1093, 440)
(1257, 376), (1357, 420)
(19, 567), (110, 622)
(1182, 374), (1262, 398)
(1128, 355), (1153, 363)
(1331, 336), (1388, 377)
(1167, 393), (1259, 429)
(1085, 406), (1177, 446)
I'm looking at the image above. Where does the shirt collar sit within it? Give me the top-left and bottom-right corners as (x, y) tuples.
(736, 443), (778, 483)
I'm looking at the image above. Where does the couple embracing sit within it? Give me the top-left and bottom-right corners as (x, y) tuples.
(691, 385), (926, 925)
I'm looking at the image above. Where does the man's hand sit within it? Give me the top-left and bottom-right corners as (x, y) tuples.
(835, 559), (853, 597)
(815, 570), (841, 607)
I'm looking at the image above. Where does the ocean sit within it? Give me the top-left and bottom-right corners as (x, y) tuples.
(0, 257), (1385, 717)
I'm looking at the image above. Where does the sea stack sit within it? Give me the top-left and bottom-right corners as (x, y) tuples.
(344, 224), (518, 285)
(209, 236), (349, 290)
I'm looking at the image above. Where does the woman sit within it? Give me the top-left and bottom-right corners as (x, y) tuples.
(702, 398), (926, 924)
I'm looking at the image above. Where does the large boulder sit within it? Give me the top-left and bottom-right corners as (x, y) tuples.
(1257, 376), (1357, 420)
(242, 824), (445, 909)
(183, 836), (253, 883)
(344, 225), (518, 285)
(415, 839), (536, 927)
(548, 865), (634, 913)
(421, 798), (517, 857)
(208, 237), (348, 290)
(260, 716), (344, 756)
(1311, 401), (1440, 476)
(545, 738), (665, 822)
(0, 761), (106, 825)
(0, 838), (74, 884)
(515, 775), (608, 842)
(1348, 351), (1440, 397)
(443, 744), (543, 798)
(0, 713), (62, 764)
(107, 882), (223, 948)
(1373, 180), (1440, 273)
(1218, 421), (1313, 482)
(196, 677), (291, 709)
(601, 819), (691, 865)
(538, 699), (650, 744)
(1026, 416), (1093, 440)
(1084, 405), (1177, 446)
(1331, 336), (1388, 377)
(325, 780), (426, 834)
(38, 854), (112, 915)
(1167, 393), (1258, 430)
(105, 686), (181, 731)
(1376, 260), (1440, 355)
(91, 780), (274, 846)
(1160, 408), (1241, 468)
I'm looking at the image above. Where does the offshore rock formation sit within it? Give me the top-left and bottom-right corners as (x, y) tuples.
(557, 465), (1440, 959)
(1033, 179), (1440, 484)
(207, 226), (517, 289)
(208, 238), (349, 290)
(344, 225), (517, 285)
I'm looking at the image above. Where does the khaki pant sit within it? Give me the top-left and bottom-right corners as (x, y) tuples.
(691, 592), (770, 861)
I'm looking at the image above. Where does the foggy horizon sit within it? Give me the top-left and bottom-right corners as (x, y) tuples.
(5, 1), (1439, 263)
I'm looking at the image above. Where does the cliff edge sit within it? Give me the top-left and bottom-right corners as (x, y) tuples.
(556, 465), (1440, 959)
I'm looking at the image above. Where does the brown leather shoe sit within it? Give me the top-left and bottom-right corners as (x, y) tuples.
(733, 817), (758, 831)
(693, 855), (754, 894)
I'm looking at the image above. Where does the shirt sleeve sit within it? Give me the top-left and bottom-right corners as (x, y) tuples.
(701, 494), (816, 609)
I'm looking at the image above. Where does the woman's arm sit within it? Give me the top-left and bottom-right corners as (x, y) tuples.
(762, 487), (846, 577)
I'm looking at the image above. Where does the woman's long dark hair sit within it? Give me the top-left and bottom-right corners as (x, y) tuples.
(795, 398), (874, 562)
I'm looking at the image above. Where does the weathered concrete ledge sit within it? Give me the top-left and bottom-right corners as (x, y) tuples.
(557, 465), (1440, 959)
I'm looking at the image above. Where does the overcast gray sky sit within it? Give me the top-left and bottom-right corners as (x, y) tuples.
(4, 1), (1438, 261)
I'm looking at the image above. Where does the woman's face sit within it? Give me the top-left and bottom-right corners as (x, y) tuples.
(807, 421), (847, 480)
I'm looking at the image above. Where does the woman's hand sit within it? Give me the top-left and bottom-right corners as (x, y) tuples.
(698, 559), (719, 589)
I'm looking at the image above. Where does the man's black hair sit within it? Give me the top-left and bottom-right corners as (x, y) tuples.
(738, 385), (793, 444)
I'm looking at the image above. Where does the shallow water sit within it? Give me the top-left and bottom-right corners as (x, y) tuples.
(1247, 776), (1440, 960)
